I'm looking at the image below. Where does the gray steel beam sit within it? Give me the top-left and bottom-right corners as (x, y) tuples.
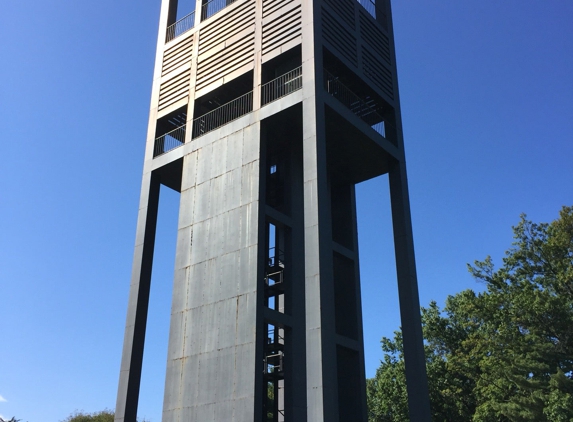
(115, 172), (161, 422)
(389, 160), (432, 422)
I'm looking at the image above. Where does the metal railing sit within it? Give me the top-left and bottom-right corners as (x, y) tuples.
(371, 121), (385, 137)
(264, 351), (284, 375)
(201, 0), (238, 21)
(268, 247), (285, 268)
(154, 125), (186, 157)
(192, 91), (253, 138)
(265, 270), (284, 287)
(267, 328), (284, 346)
(357, 0), (388, 29)
(261, 66), (303, 106)
(165, 11), (195, 43)
(324, 70), (386, 138)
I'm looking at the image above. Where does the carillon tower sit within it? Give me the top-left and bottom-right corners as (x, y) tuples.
(115, 0), (431, 421)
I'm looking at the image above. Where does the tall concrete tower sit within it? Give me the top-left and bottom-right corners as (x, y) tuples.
(115, 0), (430, 421)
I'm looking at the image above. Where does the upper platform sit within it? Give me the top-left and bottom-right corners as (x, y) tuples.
(155, 0), (395, 114)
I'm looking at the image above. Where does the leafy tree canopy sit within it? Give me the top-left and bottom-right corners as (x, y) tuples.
(367, 206), (573, 422)
(61, 410), (150, 422)
(61, 410), (114, 422)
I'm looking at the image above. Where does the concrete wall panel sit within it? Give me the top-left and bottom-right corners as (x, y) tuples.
(236, 292), (256, 345)
(181, 151), (198, 191)
(181, 354), (200, 407)
(184, 306), (202, 357)
(215, 400), (234, 421)
(233, 397), (253, 422)
(211, 137), (228, 178)
(226, 132), (243, 170)
(241, 161), (259, 206)
(234, 343), (256, 398)
(217, 298), (238, 350)
(194, 403), (215, 420)
(163, 124), (260, 420)
(242, 124), (259, 164)
(202, 305), (218, 354)
(197, 351), (218, 405)
(163, 359), (183, 411)
(220, 250), (240, 297)
(224, 208), (242, 255)
(193, 180), (211, 223)
(174, 226), (192, 270)
(206, 215), (223, 260)
(226, 168), (242, 210)
(216, 346), (236, 396)
(189, 220), (209, 265)
(178, 187), (195, 229)
(171, 269), (187, 314)
(166, 311), (185, 360)
(210, 175), (225, 214)
(238, 245), (258, 295)
(196, 143), (213, 185)
(186, 261), (206, 310)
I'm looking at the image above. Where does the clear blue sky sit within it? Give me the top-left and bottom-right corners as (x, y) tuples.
(1, 1), (571, 421)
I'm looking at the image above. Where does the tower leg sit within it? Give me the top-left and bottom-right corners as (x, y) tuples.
(389, 160), (432, 422)
(115, 172), (161, 422)
(302, 94), (340, 422)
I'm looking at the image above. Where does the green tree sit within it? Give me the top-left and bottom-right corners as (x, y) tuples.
(61, 410), (114, 422)
(61, 410), (150, 422)
(367, 206), (573, 421)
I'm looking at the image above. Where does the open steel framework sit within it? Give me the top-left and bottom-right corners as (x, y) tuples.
(115, 0), (431, 421)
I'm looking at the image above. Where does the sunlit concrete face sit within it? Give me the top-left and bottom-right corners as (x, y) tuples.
(162, 126), (261, 421)
(115, 0), (431, 421)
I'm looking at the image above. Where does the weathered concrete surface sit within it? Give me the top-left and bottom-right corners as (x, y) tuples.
(162, 124), (261, 422)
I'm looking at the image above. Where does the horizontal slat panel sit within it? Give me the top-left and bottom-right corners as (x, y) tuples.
(199, 0), (255, 52)
(159, 69), (191, 110)
(263, 0), (286, 17)
(324, 0), (355, 29)
(361, 48), (393, 99)
(196, 0), (256, 91)
(359, 11), (390, 65)
(262, 0), (302, 57)
(322, 7), (357, 67)
(162, 34), (194, 76)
